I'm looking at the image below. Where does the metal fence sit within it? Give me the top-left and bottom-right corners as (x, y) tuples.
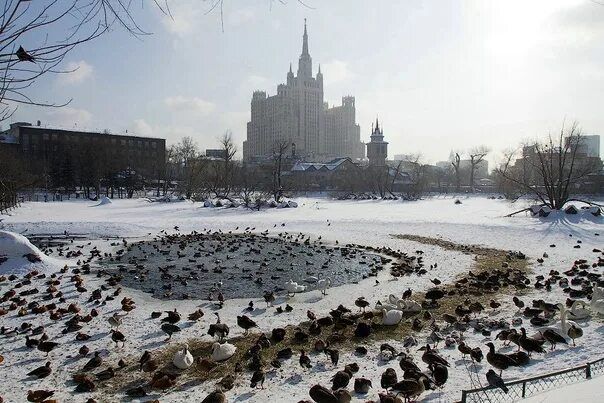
(460, 356), (604, 403)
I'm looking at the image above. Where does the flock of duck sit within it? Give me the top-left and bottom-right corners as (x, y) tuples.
(0, 226), (602, 403)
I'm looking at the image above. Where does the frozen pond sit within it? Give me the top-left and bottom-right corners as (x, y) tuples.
(102, 232), (388, 299)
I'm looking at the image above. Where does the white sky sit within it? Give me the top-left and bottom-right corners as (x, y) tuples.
(9, 0), (604, 167)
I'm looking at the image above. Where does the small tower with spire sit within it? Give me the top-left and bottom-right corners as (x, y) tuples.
(287, 62), (294, 85)
(366, 118), (388, 166)
(297, 19), (313, 78)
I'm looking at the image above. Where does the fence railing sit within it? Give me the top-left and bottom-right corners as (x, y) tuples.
(460, 356), (604, 402)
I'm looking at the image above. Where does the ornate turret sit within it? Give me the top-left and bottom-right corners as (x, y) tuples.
(366, 118), (388, 166)
(297, 19), (313, 78)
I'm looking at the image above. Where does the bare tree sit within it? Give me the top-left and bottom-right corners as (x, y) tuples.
(468, 146), (490, 191)
(172, 136), (204, 199)
(0, 1), (170, 122)
(270, 139), (289, 202)
(500, 122), (602, 211)
(450, 151), (462, 192)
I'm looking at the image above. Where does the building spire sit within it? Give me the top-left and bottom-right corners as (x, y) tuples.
(297, 18), (312, 78)
(289, 62), (292, 73)
(302, 18), (309, 56)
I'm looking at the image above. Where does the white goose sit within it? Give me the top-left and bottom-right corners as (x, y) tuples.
(211, 342), (237, 362)
(381, 307), (404, 326)
(284, 279), (306, 296)
(173, 345), (194, 369)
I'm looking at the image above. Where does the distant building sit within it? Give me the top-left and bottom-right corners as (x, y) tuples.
(459, 159), (488, 180)
(243, 20), (364, 162)
(0, 121), (166, 186)
(205, 149), (227, 159)
(366, 119), (388, 167)
(565, 134), (600, 158)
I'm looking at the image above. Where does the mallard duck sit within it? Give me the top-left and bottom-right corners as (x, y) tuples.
(381, 368), (398, 389)
(331, 367), (353, 390)
(27, 389), (54, 402)
(201, 390), (227, 403)
(309, 384), (338, 403)
(518, 328), (546, 356)
(237, 315), (257, 334)
(390, 375), (429, 401)
(27, 362), (52, 379)
(567, 324), (583, 346)
(541, 329), (568, 351)
(485, 342), (516, 375)
(354, 378), (372, 393)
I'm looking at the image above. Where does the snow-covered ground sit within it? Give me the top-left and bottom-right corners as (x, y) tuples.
(523, 373), (604, 403)
(0, 196), (602, 402)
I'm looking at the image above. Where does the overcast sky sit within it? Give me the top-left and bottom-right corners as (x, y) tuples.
(9, 0), (604, 166)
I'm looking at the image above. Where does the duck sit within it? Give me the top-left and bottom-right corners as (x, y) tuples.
(237, 315), (257, 334)
(390, 375), (430, 402)
(211, 342), (236, 362)
(82, 351), (103, 372)
(201, 390), (227, 403)
(299, 349), (312, 369)
(381, 307), (403, 326)
(381, 368), (398, 389)
(354, 297), (370, 311)
(354, 378), (372, 394)
(27, 389), (55, 402)
(485, 342), (517, 375)
(284, 279), (306, 296)
(27, 362), (52, 379)
(518, 328), (546, 356)
(37, 341), (58, 356)
(107, 312), (126, 329)
(173, 345), (194, 369)
(331, 367), (353, 390)
(110, 329), (126, 347)
(161, 323), (181, 340)
(208, 313), (229, 341)
(567, 324), (583, 346)
(309, 384), (338, 403)
(250, 369), (265, 389)
(541, 329), (568, 351)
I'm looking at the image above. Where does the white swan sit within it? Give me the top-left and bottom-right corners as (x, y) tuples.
(317, 277), (331, 296)
(211, 342), (237, 362)
(375, 300), (399, 312)
(568, 300), (590, 320)
(381, 307), (404, 326)
(173, 345), (194, 369)
(591, 298), (604, 316)
(593, 286), (604, 301)
(388, 294), (400, 305)
(284, 279), (306, 296)
(305, 276), (319, 283)
(538, 305), (580, 336)
(399, 299), (422, 314)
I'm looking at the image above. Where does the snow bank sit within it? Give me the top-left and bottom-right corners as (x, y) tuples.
(94, 196), (113, 206)
(0, 230), (60, 275)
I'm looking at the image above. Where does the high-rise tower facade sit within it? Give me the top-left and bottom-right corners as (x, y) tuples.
(243, 21), (364, 162)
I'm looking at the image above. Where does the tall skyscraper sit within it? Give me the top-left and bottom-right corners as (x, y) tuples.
(243, 21), (364, 162)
